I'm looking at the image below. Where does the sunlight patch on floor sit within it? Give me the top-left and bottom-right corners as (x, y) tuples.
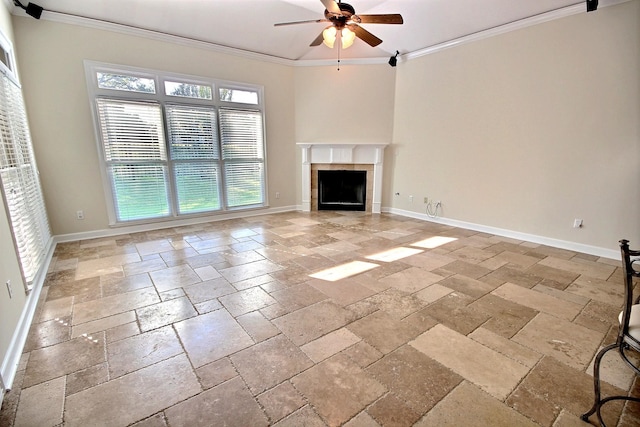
(309, 261), (379, 282)
(366, 247), (423, 262)
(411, 236), (458, 249)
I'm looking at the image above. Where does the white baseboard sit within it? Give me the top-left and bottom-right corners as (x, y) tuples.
(1, 237), (55, 395)
(54, 202), (620, 271)
(294, 204), (617, 259)
(383, 207), (619, 260)
(0, 373), (5, 404)
(55, 205), (298, 243)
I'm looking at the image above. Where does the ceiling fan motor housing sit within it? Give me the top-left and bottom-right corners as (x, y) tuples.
(274, 0), (403, 49)
(325, 2), (355, 28)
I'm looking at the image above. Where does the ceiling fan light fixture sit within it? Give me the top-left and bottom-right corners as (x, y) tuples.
(322, 26), (356, 49)
(322, 26), (337, 48)
(341, 28), (356, 49)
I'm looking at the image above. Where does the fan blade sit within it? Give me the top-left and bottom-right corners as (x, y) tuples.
(350, 24), (382, 47)
(310, 31), (325, 47)
(275, 19), (329, 27)
(357, 14), (403, 25)
(320, 0), (341, 15)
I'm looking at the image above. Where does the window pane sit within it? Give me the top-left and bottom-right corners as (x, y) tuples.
(166, 104), (219, 160)
(165, 81), (212, 99)
(224, 162), (264, 207)
(110, 164), (170, 221)
(0, 46), (11, 72)
(174, 162), (221, 214)
(219, 109), (264, 159)
(97, 72), (156, 93)
(219, 88), (258, 104)
(96, 99), (167, 161)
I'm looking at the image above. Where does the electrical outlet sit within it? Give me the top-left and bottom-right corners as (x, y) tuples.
(573, 219), (583, 228)
(424, 197), (428, 204)
(76, 210), (84, 220)
(275, 192), (280, 199)
(409, 195), (414, 203)
(6, 280), (12, 299)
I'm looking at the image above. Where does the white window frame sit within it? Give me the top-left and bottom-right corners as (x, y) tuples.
(84, 61), (268, 226)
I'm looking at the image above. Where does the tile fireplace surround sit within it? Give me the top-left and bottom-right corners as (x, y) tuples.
(298, 143), (388, 214)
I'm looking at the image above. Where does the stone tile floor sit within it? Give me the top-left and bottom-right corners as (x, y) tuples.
(1, 211), (639, 426)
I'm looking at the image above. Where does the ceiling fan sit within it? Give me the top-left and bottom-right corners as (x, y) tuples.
(274, 0), (403, 49)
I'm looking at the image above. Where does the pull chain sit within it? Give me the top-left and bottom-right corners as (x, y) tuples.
(337, 32), (341, 71)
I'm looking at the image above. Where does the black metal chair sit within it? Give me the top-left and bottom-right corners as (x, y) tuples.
(581, 239), (640, 426)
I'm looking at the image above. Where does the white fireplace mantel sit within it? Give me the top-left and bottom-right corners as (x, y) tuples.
(297, 142), (388, 214)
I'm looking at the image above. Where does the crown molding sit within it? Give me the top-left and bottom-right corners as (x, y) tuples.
(6, 5), (382, 67)
(2, 0), (16, 13)
(35, 10), (391, 67)
(31, 10), (297, 66)
(11, 0), (633, 67)
(404, 0), (633, 62)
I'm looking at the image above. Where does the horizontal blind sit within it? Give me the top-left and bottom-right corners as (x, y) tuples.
(219, 108), (265, 208)
(109, 164), (170, 221)
(166, 104), (221, 214)
(166, 104), (219, 160)
(96, 98), (167, 161)
(219, 108), (264, 159)
(0, 72), (51, 286)
(96, 98), (170, 221)
(173, 162), (220, 214)
(224, 162), (264, 207)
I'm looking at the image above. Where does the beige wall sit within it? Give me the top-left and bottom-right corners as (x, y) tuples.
(391, 0), (640, 251)
(293, 64), (396, 144)
(0, 1), (30, 389)
(9, 1), (640, 252)
(12, 17), (297, 235)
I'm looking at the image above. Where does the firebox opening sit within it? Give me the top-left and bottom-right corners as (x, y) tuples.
(318, 170), (367, 211)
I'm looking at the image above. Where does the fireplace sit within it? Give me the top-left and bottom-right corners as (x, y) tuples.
(298, 143), (388, 214)
(318, 170), (367, 211)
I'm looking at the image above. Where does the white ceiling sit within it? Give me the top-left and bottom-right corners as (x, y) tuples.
(12, 0), (622, 63)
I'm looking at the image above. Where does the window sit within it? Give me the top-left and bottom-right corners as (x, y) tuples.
(86, 62), (266, 224)
(0, 34), (51, 290)
(97, 72), (156, 93)
(166, 103), (220, 214)
(219, 108), (264, 208)
(96, 99), (169, 221)
(219, 87), (258, 104)
(165, 81), (212, 100)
